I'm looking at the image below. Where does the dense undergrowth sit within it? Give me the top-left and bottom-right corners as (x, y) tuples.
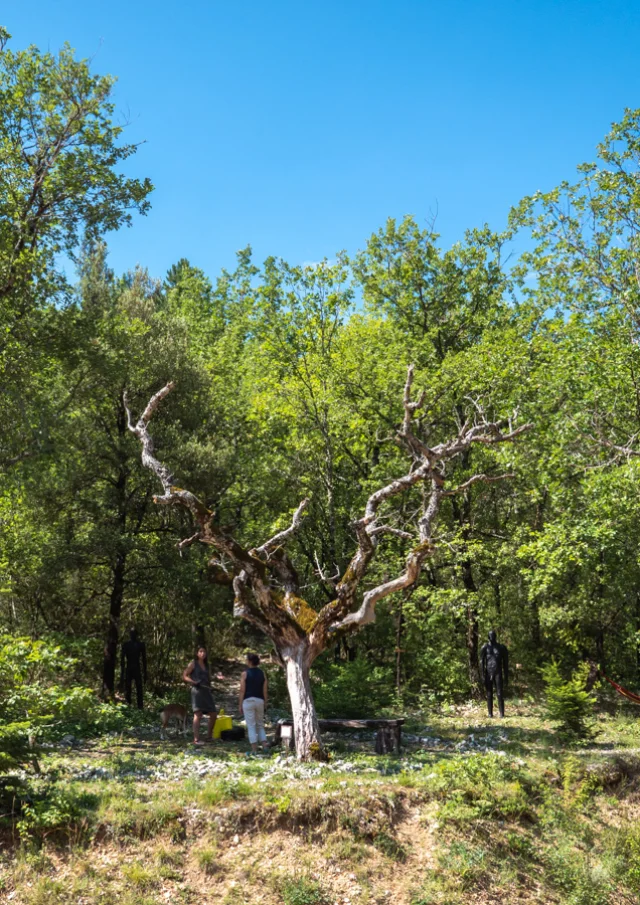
(3, 703), (640, 904)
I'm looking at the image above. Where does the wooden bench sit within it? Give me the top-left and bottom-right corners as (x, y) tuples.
(274, 718), (405, 754)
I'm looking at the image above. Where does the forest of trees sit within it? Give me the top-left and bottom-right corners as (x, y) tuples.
(3, 32), (640, 754)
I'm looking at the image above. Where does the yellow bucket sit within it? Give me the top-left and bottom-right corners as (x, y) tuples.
(213, 709), (233, 739)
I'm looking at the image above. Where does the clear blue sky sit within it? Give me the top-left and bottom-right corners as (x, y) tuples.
(8, 1), (640, 281)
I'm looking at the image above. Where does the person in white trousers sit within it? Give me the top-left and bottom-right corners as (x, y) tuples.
(238, 653), (269, 753)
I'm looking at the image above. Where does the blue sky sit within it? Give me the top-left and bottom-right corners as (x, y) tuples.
(8, 1), (640, 281)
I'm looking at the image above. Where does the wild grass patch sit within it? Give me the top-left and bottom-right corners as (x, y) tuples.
(198, 776), (254, 807)
(373, 830), (407, 861)
(279, 873), (331, 905)
(156, 843), (184, 866)
(195, 845), (219, 875)
(121, 859), (160, 889)
(98, 789), (183, 840)
(439, 840), (489, 890)
(323, 831), (370, 862)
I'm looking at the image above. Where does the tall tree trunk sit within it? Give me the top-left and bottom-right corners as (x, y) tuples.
(636, 592), (640, 682)
(462, 558), (481, 693)
(530, 595), (542, 649)
(595, 550), (606, 674)
(322, 415), (338, 577)
(529, 492), (547, 649)
(282, 643), (325, 761)
(103, 551), (126, 696)
(494, 580), (501, 617)
(102, 400), (128, 697)
(595, 626), (605, 675)
(192, 622), (206, 654)
(451, 449), (482, 696)
(396, 595), (404, 696)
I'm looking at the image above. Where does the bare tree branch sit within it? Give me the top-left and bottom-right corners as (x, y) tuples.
(568, 414), (640, 461)
(123, 383), (210, 526)
(177, 532), (202, 553)
(312, 369), (531, 643)
(255, 498), (310, 557)
(126, 383), (306, 645)
(369, 525), (415, 540)
(442, 472), (516, 496)
(313, 550), (341, 585)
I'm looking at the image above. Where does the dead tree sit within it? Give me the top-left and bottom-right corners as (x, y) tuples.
(125, 367), (530, 760)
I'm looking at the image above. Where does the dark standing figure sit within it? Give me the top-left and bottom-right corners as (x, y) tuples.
(480, 629), (509, 718)
(120, 628), (147, 710)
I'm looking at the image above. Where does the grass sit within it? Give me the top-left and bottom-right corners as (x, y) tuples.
(195, 845), (219, 875)
(280, 874), (331, 905)
(121, 861), (159, 889)
(3, 700), (640, 903)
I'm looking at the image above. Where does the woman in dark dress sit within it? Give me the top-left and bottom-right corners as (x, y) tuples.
(183, 646), (217, 745)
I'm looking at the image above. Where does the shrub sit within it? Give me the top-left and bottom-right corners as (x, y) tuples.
(544, 841), (612, 905)
(312, 657), (395, 718)
(16, 784), (98, 842)
(0, 720), (36, 773)
(425, 754), (539, 826)
(0, 634), (148, 771)
(542, 661), (596, 739)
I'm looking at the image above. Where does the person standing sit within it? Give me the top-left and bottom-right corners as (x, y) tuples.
(239, 653), (268, 754)
(183, 646), (217, 745)
(480, 629), (509, 718)
(120, 628), (147, 710)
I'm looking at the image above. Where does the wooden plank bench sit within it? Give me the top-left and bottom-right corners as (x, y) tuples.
(274, 718), (405, 754)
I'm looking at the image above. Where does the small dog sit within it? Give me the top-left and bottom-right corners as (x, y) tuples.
(160, 703), (188, 739)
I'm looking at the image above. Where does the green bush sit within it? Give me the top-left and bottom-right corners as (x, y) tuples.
(544, 841), (612, 905)
(0, 720), (36, 772)
(0, 634), (149, 771)
(312, 657), (395, 718)
(542, 661), (596, 739)
(607, 823), (640, 893)
(428, 754), (539, 824)
(16, 784), (99, 842)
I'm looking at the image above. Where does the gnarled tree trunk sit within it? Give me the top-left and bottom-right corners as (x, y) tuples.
(282, 642), (324, 759)
(126, 368), (530, 760)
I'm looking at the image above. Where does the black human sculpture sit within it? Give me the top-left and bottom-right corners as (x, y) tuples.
(479, 629), (509, 718)
(120, 628), (147, 709)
